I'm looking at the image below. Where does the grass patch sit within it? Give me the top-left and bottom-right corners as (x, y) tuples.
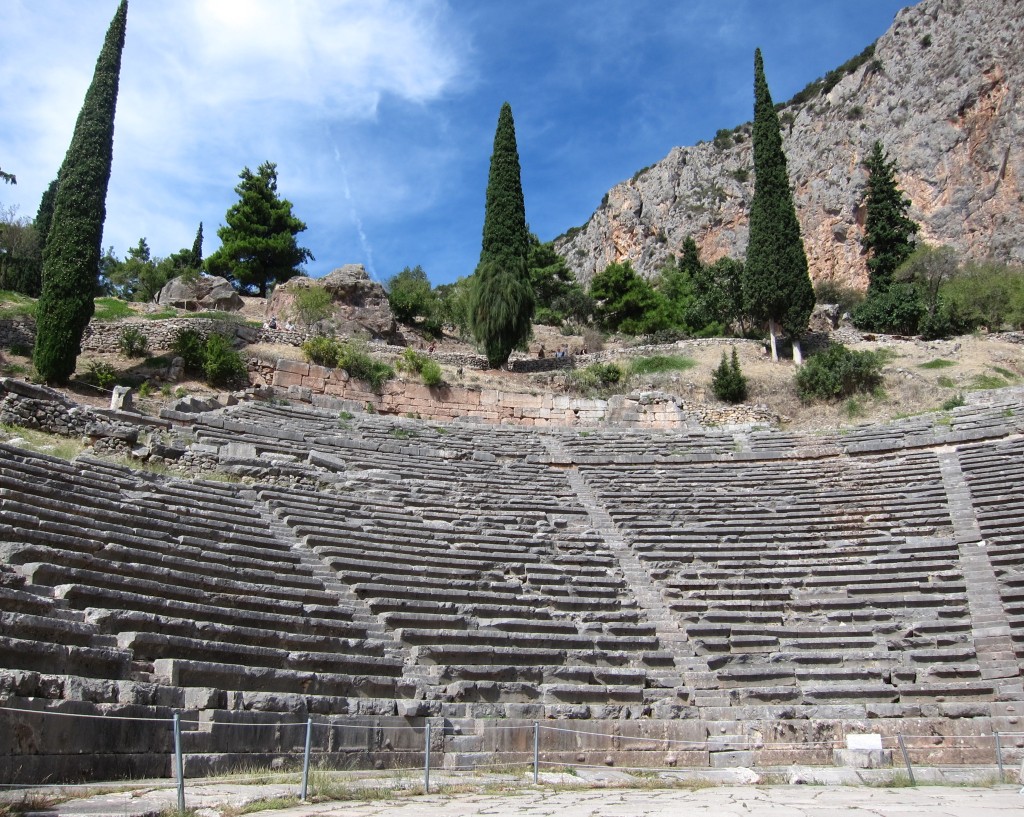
(143, 307), (180, 320)
(970, 373), (1009, 390)
(918, 358), (956, 369)
(221, 796), (302, 816)
(991, 366), (1019, 380)
(0, 290), (37, 319)
(1, 424), (87, 460)
(92, 297), (135, 321)
(627, 354), (696, 376)
(937, 375), (956, 388)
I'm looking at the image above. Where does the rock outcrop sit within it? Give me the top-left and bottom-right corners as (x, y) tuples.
(156, 274), (243, 312)
(555, 0), (1024, 291)
(266, 264), (399, 342)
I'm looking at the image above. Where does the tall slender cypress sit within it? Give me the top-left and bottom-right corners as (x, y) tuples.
(743, 48), (814, 363)
(191, 222), (204, 266)
(862, 141), (918, 296)
(468, 102), (534, 368)
(34, 1), (128, 383)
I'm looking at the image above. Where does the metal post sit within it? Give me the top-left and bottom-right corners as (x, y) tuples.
(533, 721), (539, 784)
(896, 734), (916, 786)
(995, 731), (1004, 783)
(424, 720), (431, 794)
(300, 717), (313, 800)
(173, 713), (185, 812)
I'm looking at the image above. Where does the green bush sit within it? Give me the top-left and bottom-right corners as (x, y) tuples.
(292, 286), (333, 327)
(118, 326), (149, 358)
(396, 347), (443, 387)
(795, 343), (885, 401)
(852, 283), (925, 334)
(171, 328), (206, 372)
(337, 339), (394, 393)
(711, 347), (748, 403)
(202, 334), (246, 387)
(302, 336), (342, 367)
(813, 281), (864, 315)
(84, 360), (118, 390)
(533, 307), (563, 327)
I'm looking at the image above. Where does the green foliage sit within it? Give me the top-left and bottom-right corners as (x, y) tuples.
(469, 103), (534, 367)
(712, 347), (748, 403)
(434, 278), (472, 339)
(591, 261), (669, 335)
(33, 1), (127, 384)
(92, 296), (134, 321)
(862, 142), (918, 296)
(84, 360), (118, 390)
(386, 265), (435, 324)
(397, 347), (443, 386)
(628, 355), (696, 376)
(942, 393), (965, 410)
(0, 206), (42, 297)
(336, 338), (394, 392)
(528, 234), (590, 325)
(813, 281), (864, 314)
(292, 286), (333, 327)
(566, 362), (622, 393)
(202, 334), (246, 387)
(937, 375), (956, 388)
(852, 282), (925, 334)
(118, 326), (148, 358)
(301, 336), (342, 367)
(713, 128), (734, 150)
(101, 237), (174, 301)
(743, 49), (814, 342)
(795, 343), (885, 401)
(970, 373), (1010, 390)
(205, 161), (313, 296)
(940, 259), (1024, 331)
(171, 328), (206, 372)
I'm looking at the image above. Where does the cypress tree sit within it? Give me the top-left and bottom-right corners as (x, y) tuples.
(743, 48), (815, 364)
(468, 102), (534, 368)
(191, 222), (204, 266)
(35, 177), (59, 254)
(34, 1), (128, 383)
(862, 141), (918, 296)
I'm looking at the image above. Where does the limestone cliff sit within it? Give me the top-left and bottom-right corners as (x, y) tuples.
(555, 0), (1023, 291)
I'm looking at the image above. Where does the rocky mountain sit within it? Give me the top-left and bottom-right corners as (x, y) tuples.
(555, 0), (1023, 291)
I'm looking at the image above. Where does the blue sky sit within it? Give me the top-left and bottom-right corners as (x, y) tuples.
(0, 0), (913, 287)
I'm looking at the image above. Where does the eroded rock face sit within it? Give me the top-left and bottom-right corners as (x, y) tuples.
(556, 0), (1024, 291)
(266, 264), (399, 341)
(156, 275), (243, 312)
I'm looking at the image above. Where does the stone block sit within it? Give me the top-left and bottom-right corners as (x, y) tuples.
(276, 359), (310, 375)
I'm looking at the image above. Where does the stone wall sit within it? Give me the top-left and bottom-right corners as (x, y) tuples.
(267, 358), (777, 429)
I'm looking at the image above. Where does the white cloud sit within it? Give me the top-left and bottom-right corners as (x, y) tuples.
(0, 0), (465, 264)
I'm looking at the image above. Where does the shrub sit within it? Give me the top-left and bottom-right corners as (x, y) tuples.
(302, 336), (342, 367)
(942, 393), (965, 411)
(795, 343), (885, 401)
(336, 339), (394, 393)
(171, 328), (205, 372)
(292, 286), (333, 327)
(582, 328), (604, 354)
(84, 360), (117, 390)
(852, 283), (925, 334)
(533, 307), (563, 327)
(202, 334), (246, 387)
(566, 362), (622, 394)
(118, 326), (148, 358)
(711, 347), (748, 403)
(396, 347), (443, 387)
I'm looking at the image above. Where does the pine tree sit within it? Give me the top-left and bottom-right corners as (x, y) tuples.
(468, 102), (534, 367)
(205, 162), (313, 296)
(743, 48), (815, 364)
(34, 1), (128, 383)
(862, 141), (918, 296)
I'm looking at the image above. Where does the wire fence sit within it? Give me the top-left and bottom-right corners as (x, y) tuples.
(1, 705), (1021, 809)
